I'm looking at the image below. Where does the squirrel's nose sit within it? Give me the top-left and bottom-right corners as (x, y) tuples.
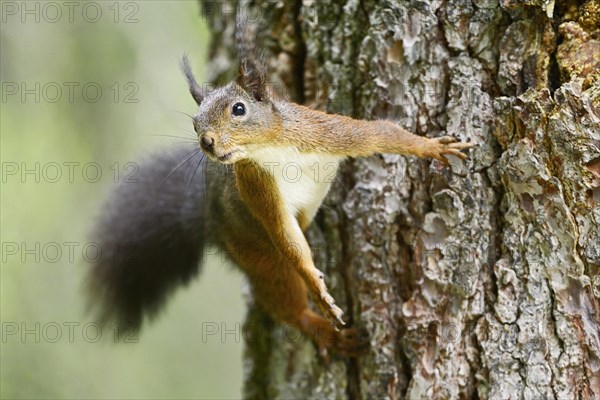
(200, 135), (215, 151)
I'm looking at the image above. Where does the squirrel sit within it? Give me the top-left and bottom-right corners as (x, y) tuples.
(87, 23), (473, 357)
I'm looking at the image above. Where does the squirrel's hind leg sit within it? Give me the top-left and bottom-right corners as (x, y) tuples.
(231, 241), (364, 356)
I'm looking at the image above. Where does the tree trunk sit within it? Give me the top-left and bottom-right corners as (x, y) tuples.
(201, 0), (600, 398)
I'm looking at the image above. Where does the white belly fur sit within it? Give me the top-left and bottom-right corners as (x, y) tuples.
(249, 147), (343, 223)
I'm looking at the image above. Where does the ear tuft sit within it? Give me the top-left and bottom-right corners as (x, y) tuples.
(236, 56), (268, 102)
(181, 54), (205, 105)
(235, 14), (268, 102)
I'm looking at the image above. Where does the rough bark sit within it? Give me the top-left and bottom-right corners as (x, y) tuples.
(201, 0), (600, 398)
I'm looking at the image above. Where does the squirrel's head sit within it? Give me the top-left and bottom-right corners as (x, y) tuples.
(181, 55), (282, 164)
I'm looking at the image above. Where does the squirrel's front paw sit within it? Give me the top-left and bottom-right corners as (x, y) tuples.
(315, 291), (345, 326)
(428, 136), (474, 165)
(305, 268), (346, 326)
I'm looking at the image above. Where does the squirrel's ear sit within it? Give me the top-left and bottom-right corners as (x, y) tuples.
(181, 54), (205, 105)
(237, 58), (268, 102)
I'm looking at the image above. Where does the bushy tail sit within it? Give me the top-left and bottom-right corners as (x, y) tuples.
(87, 144), (207, 334)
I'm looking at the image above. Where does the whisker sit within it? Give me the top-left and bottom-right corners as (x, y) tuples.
(175, 127), (198, 135)
(159, 148), (201, 188)
(147, 133), (197, 141)
(199, 152), (208, 200)
(169, 109), (195, 120)
(320, 204), (336, 214)
(185, 153), (204, 196)
(334, 175), (349, 194)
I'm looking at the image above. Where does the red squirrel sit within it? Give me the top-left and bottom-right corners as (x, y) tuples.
(88, 25), (473, 356)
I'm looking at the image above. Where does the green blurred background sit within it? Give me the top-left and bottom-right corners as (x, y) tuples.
(1, 2), (245, 398)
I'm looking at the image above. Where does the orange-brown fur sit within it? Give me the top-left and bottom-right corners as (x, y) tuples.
(276, 101), (471, 162)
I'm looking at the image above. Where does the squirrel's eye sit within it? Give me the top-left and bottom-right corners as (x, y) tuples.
(232, 102), (246, 117)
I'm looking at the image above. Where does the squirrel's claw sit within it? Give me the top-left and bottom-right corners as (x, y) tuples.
(430, 136), (475, 164)
(330, 305), (345, 326)
(307, 268), (346, 326)
(315, 292), (345, 326)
